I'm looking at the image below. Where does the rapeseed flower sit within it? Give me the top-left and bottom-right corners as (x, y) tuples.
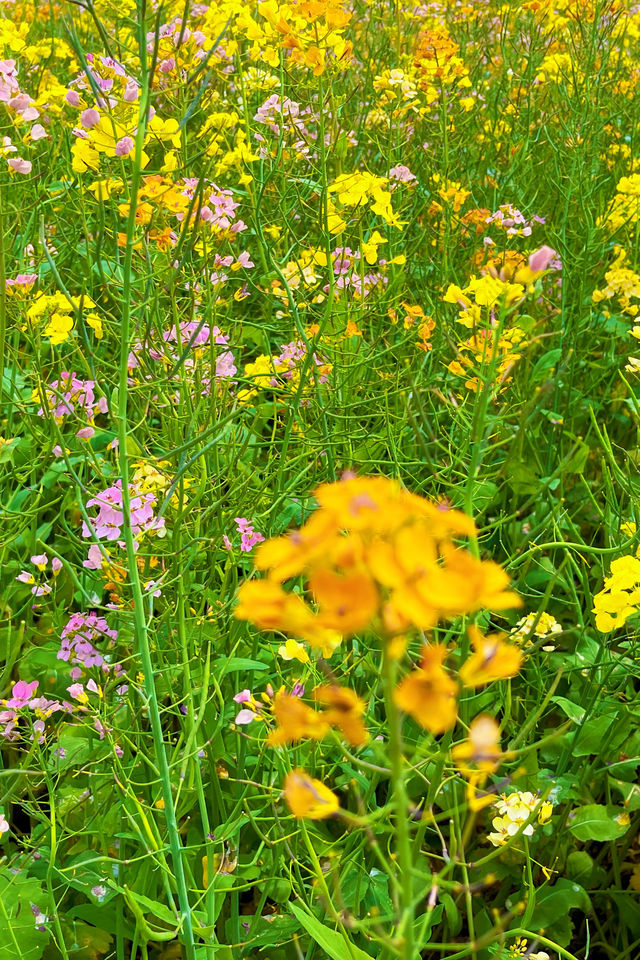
(284, 769), (339, 819)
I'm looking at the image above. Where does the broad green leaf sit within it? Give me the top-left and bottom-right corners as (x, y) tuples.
(551, 696), (585, 722)
(290, 902), (374, 960)
(568, 804), (630, 841)
(214, 657), (268, 676)
(0, 868), (50, 960)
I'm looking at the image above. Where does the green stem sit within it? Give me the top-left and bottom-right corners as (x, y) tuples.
(382, 648), (414, 960)
(116, 8), (195, 956)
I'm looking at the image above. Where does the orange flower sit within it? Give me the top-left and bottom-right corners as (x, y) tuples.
(234, 580), (340, 656)
(394, 645), (458, 733)
(236, 476), (520, 644)
(267, 691), (329, 747)
(314, 684), (369, 746)
(284, 769), (339, 819)
(309, 568), (379, 635)
(459, 626), (523, 687)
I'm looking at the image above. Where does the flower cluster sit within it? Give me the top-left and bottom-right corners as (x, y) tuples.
(58, 612), (119, 674)
(488, 791), (553, 847)
(36, 372), (108, 425)
(0, 680), (72, 742)
(82, 480), (166, 546)
(235, 474), (520, 653)
(592, 553), (640, 632)
(16, 553), (62, 596)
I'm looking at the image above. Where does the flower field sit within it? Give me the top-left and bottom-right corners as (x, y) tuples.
(2, 0), (640, 957)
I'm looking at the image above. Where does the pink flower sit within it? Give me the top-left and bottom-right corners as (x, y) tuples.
(222, 534), (233, 551)
(115, 136), (134, 157)
(216, 350), (237, 378)
(528, 245), (557, 273)
(65, 90), (80, 106)
(389, 164), (416, 182)
(8, 157), (32, 174)
(76, 426), (95, 440)
(80, 108), (100, 129)
(30, 123), (47, 141)
(233, 689), (253, 704)
(123, 81), (138, 102)
(52, 557), (63, 575)
(235, 708), (257, 724)
(5, 680), (39, 709)
(83, 544), (105, 569)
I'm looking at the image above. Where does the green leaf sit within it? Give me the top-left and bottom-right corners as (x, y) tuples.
(568, 804), (630, 841)
(289, 903), (374, 960)
(551, 697), (585, 722)
(440, 892), (462, 936)
(531, 348), (562, 381)
(529, 877), (590, 932)
(214, 657), (268, 676)
(0, 868), (51, 960)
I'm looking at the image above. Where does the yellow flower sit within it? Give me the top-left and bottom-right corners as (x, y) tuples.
(487, 791), (553, 847)
(314, 684), (369, 746)
(284, 769), (339, 819)
(459, 626), (523, 687)
(85, 313), (103, 339)
(452, 714), (502, 777)
(277, 638), (310, 663)
(394, 645), (458, 734)
(267, 691), (329, 747)
(593, 553), (640, 632)
(44, 312), (74, 345)
(239, 475), (520, 642)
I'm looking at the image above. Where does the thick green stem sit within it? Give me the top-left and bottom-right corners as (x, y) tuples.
(382, 649), (414, 960)
(116, 8), (195, 956)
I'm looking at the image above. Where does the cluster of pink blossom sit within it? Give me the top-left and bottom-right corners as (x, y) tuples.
(69, 53), (138, 99)
(327, 248), (388, 297)
(5, 272), (38, 295)
(176, 178), (248, 232)
(223, 517), (265, 553)
(485, 204), (546, 238)
(128, 320), (237, 383)
(0, 59), (47, 174)
(0, 680), (72, 741)
(146, 18), (209, 76)
(16, 553), (62, 597)
(272, 339), (331, 386)
(58, 612), (120, 674)
(38, 371), (108, 424)
(82, 480), (166, 545)
(254, 95), (316, 158)
(389, 164), (416, 183)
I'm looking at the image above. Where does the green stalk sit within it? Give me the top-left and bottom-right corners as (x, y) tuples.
(116, 6), (195, 956)
(381, 648), (414, 960)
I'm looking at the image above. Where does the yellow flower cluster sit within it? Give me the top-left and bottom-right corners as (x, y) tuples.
(488, 791), (553, 847)
(203, 0), (352, 75)
(593, 553), (640, 632)
(600, 173), (640, 233)
(327, 171), (403, 232)
(25, 292), (100, 345)
(413, 25), (473, 110)
(592, 248), (640, 318)
(447, 326), (526, 393)
(235, 474), (520, 653)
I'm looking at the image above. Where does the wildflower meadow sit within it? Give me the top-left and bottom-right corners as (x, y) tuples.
(2, 0), (640, 958)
